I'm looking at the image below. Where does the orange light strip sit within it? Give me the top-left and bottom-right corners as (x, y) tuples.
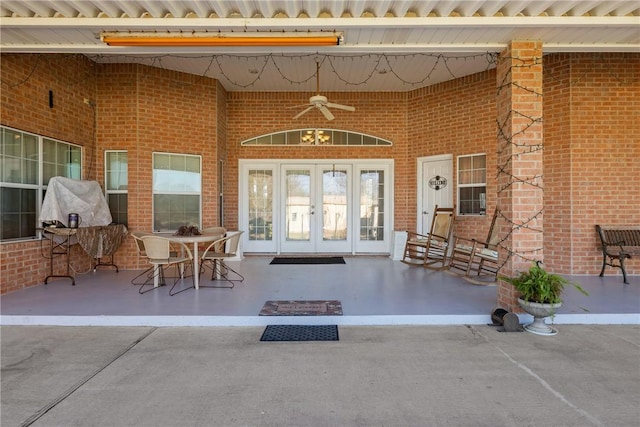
(101, 34), (341, 47)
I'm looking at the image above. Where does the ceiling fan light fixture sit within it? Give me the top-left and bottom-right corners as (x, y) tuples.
(101, 32), (343, 47)
(300, 129), (331, 145)
(292, 62), (355, 121)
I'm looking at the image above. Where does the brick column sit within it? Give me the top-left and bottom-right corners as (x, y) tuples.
(496, 41), (544, 311)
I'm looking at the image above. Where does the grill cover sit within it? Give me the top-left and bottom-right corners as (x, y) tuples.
(40, 176), (112, 227)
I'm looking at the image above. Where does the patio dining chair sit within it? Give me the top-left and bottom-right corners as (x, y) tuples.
(201, 226), (226, 236)
(130, 232), (154, 286)
(448, 208), (500, 283)
(131, 231), (181, 286)
(200, 231), (244, 288)
(139, 235), (194, 296)
(402, 205), (455, 269)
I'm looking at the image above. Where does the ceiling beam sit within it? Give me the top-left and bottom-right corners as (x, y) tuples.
(3, 42), (638, 55)
(2, 16), (638, 30)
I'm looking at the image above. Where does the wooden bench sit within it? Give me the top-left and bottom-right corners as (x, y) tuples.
(596, 225), (640, 284)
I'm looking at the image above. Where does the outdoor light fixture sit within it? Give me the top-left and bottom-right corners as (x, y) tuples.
(300, 130), (331, 145)
(101, 32), (343, 47)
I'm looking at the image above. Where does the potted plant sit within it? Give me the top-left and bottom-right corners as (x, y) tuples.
(501, 261), (588, 336)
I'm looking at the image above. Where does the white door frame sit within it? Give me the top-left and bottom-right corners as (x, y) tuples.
(280, 163), (353, 253)
(416, 154), (453, 234)
(239, 159), (393, 254)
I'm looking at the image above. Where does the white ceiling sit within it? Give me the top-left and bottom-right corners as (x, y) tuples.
(1, 1), (638, 92)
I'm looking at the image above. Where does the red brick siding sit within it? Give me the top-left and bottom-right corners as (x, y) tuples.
(408, 69), (497, 239)
(545, 53), (640, 275)
(543, 54), (573, 273)
(2, 52), (638, 294)
(217, 81), (228, 227)
(496, 41), (545, 311)
(225, 91), (408, 231)
(0, 54), (97, 293)
(95, 64), (221, 270)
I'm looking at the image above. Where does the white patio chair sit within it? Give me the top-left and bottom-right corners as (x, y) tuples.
(200, 231), (244, 288)
(130, 232), (154, 286)
(140, 235), (194, 296)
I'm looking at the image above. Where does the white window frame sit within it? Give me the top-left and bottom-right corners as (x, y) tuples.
(152, 152), (202, 233)
(105, 150), (128, 226)
(1, 125), (82, 242)
(457, 153), (487, 216)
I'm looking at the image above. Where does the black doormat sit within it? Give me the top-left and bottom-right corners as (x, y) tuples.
(270, 256), (345, 265)
(260, 325), (339, 342)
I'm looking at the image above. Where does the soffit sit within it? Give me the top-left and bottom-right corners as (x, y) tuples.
(1, 1), (638, 92)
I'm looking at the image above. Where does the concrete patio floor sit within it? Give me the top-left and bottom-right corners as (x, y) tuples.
(2, 324), (639, 427)
(2, 257), (639, 426)
(1, 256), (638, 327)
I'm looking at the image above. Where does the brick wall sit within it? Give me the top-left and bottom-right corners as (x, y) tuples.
(217, 81), (228, 227)
(95, 64), (221, 270)
(545, 53), (640, 275)
(0, 54), (97, 293)
(543, 54), (573, 273)
(225, 91), (408, 230)
(496, 41), (545, 311)
(408, 70), (497, 240)
(2, 52), (638, 294)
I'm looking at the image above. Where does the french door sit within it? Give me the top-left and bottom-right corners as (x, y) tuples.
(240, 160), (392, 254)
(281, 164), (351, 253)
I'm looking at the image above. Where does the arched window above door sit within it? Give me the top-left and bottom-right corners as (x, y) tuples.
(241, 129), (392, 147)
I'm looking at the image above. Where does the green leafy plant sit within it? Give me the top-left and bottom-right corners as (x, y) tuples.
(501, 261), (588, 304)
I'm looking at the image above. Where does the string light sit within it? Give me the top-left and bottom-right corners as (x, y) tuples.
(82, 52), (503, 89)
(0, 52), (632, 266)
(495, 55), (545, 271)
(3, 52), (635, 91)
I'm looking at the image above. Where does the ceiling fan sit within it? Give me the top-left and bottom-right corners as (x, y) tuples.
(292, 61), (355, 121)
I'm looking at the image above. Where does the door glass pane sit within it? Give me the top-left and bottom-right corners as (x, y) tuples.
(248, 169), (273, 241)
(322, 168), (348, 241)
(285, 170), (310, 241)
(360, 170), (385, 241)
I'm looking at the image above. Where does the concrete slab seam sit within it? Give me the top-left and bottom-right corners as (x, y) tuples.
(470, 325), (605, 427)
(18, 327), (158, 427)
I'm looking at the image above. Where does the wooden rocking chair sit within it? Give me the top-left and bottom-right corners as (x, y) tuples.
(448, 209), (500, 283)
(402, 205), (455, 269)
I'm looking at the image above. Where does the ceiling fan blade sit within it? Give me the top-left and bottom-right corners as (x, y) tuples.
(326, 102), (356, 112)
(318, 105), (335, 121)
(293, 106), (314, 119)
(287, 103), (313, 110)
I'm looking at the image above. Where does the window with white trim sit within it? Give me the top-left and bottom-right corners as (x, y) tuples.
(105, 151), (128, 226)
(1, 126), (82, 241)
(457, 154), (486, 215)
(152, 152), (201, 232)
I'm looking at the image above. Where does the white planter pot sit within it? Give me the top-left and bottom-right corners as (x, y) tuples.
(517, 298), (562, 336)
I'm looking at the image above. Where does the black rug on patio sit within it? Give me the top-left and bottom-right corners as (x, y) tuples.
(270, 256), (345, 265)
(260, 325), (339, 342)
